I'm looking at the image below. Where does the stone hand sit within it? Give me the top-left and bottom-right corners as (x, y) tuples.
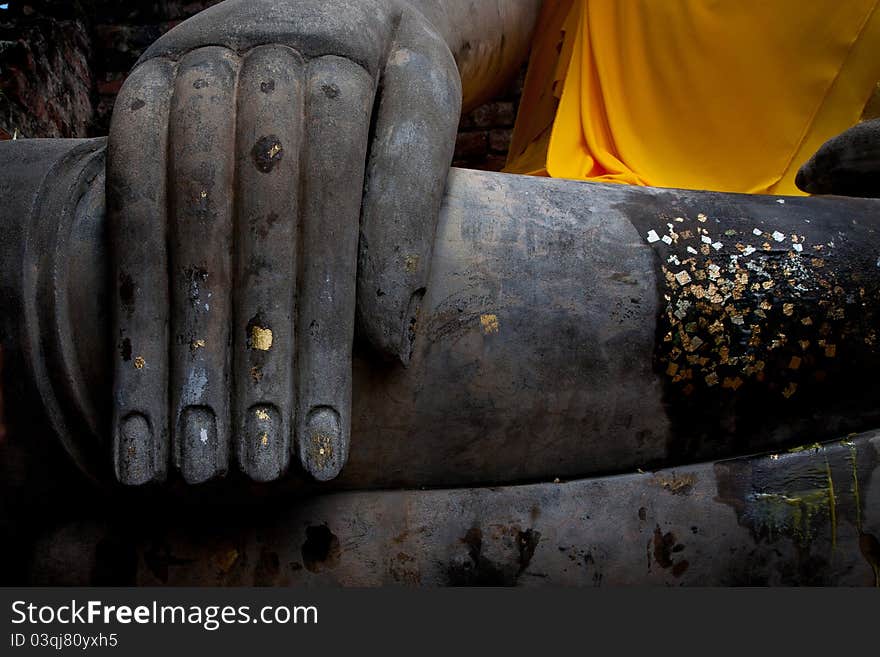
(107, 0), (462, 485)
(796, 118), (880, 198)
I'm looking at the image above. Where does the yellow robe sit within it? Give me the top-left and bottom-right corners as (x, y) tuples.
(506, 0), (880, 195)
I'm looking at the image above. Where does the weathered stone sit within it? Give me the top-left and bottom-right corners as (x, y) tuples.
(0, 5), (93, 138)
(460, 100), (516, 129)
(453, 130), (488, 161)
(489, 128), (513, 153)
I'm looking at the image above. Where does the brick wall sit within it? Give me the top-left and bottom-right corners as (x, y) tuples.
(0, 2), (93, 138)
(0, 0), (521, 169)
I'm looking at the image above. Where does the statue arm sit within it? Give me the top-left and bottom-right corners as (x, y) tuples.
(407, 0), (543, 110)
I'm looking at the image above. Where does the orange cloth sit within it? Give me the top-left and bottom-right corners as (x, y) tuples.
(506, 0), (880, 195)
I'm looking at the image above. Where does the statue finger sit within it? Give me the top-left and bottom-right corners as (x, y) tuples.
(108, 57), (175, 485)
(295, 56), (375, 481)
(233, 45), (305, 482)
(168, 47), (239, 484)
(357, 20), (462, 363)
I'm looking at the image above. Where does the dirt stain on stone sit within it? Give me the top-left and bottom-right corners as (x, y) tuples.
(252, 135), (284, 173)
(653, 472), (697, 495)
(120, 337), (132, 362)
(447, 525), (541, 586)
(301, 524), (341, 573)
(119, 272), (135, 314)
(253, 546), (280, 586)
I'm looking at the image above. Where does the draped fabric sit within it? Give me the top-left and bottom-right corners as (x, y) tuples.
(506, 0), (880, 195)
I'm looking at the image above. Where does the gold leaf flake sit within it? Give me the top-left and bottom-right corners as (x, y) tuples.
(404, 254), (420, 273)
(723, 377), (743, 390)
(250, 326), (273, 351)
(480, 314), (500, 335)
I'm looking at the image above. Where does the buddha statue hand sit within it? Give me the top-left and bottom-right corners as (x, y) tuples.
(106, 0), (462, 486)
(796, 118), (880, 198)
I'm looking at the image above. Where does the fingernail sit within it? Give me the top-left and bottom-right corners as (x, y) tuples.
(116, 413), (154, 485)
(241, 404), (286, 482)
(302, 407), (344, 481)
(179, 406), (222, 484)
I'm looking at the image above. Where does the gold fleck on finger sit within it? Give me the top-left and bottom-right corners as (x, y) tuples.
(250, 326), (273, 351)
(480, 314), (500, 335)
(311, 432), (334, 469)
(255, 409), (271, 421)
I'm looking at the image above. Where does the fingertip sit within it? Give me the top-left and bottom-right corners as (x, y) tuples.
(179, 405), (225, 484)
(241, 403), (287, 482)
(115, 412), (156, 486)
(299, 406), (347, 482)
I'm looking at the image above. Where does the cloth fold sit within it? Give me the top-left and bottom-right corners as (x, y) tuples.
(506, 0), (880, 195)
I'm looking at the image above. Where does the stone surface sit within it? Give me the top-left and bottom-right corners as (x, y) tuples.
(23, 429), (880, 586)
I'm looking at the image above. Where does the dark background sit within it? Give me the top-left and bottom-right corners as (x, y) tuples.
(0, 0), (524, 169)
